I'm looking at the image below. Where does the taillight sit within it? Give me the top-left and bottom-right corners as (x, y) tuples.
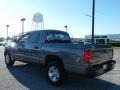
(84, 49), (93, 64)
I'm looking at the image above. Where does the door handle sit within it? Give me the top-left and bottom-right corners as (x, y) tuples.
(34, 46), (38, 49)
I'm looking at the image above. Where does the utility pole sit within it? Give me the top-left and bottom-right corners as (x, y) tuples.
(21, 18), (26, 35)
(64, 25), (68, 32)
(92, 0), (95, 44)
(6, 25), (9, 39)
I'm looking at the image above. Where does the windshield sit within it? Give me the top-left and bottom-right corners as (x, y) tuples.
(46, 32), (71, 43)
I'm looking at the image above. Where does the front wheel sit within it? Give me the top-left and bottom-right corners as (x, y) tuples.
(5, 53), (14, 66)
(46, 61), (65, 86)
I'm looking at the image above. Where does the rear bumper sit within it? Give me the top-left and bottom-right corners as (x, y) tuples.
(87, 60), (116, 76)
(65, 60), (116, 76)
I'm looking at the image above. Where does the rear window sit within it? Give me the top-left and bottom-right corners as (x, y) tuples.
(46, 32), (71, 43)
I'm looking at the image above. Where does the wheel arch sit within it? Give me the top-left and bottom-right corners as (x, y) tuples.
(4, 49), (10, 56)
(45, 55), (65, 70)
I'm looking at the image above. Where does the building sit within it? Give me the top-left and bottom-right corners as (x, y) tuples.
(71, 38), (85, 44)
(85, 34), (120, 44)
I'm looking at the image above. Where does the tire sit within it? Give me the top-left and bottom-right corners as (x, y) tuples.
(5, 52), (14, 66)
(46, 61), (65, 86)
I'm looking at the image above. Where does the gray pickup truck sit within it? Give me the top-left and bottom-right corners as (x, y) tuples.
(4, 30), (116, 86)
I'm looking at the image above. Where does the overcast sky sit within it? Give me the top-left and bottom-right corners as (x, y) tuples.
(0, 0), (120, 38)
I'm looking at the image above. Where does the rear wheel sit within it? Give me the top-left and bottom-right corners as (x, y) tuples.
(5, 53), (14, 66)
(46, 61), (65, 86)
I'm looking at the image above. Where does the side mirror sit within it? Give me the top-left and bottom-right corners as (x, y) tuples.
(13, 39), (18, 43)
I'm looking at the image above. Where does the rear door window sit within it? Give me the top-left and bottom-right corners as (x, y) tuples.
(28, 32), (40, 44)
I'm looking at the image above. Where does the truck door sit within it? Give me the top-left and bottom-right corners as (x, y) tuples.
(15, 33), (30, 61)
(24, 32), (41, 63)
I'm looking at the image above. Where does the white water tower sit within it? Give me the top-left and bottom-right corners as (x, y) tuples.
(31, 12), (44, 30)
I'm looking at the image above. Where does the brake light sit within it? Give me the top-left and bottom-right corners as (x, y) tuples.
(84, 49), (93, 64)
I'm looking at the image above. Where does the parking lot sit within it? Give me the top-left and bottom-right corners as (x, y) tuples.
(0, 46), (120, 90)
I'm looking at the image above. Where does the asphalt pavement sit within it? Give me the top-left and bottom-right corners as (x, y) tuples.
(0, 46), (120, 90)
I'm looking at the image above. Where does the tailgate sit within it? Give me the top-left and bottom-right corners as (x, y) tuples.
(92, 45), (113, 64)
